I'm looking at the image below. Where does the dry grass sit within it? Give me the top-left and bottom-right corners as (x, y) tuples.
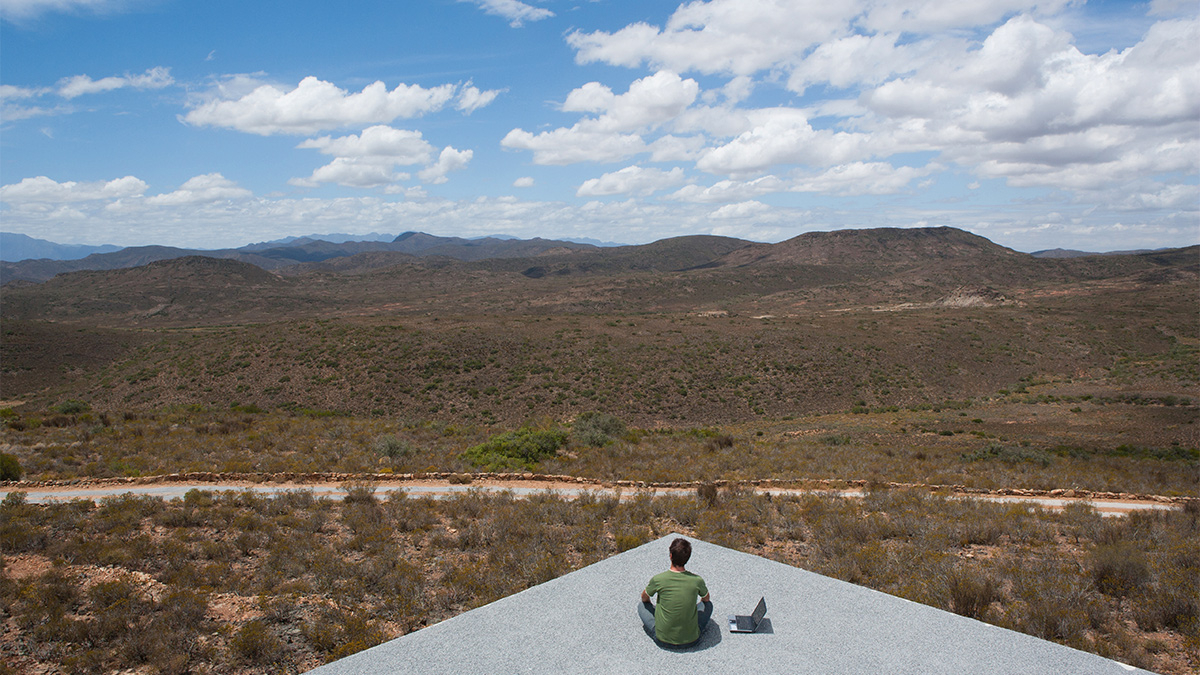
(2, 396), (1196, 497)
(1, 488), (1196, 674)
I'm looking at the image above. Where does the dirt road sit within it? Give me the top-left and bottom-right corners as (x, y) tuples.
(1, 475), (1186, 517)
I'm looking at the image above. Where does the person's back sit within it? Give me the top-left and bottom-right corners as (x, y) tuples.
(638, 538), (712, 646)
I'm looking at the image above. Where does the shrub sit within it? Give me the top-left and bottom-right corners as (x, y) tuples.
(231, 619), (283, 665)
(462, 427), (568, 471)
(819, 434), (851, 446)
(1091, 543), (1149, 597)
(696, 482), (719, 507)
(0, 453), (21, 482)
(961, 442), (1053, 467)
(572, 412), (625, 447)
(54, 400), (89, 415)
(946, 568), (999, 619)
(373, 434), (412, 459)
(706, 434), (734, 452)
(342, 482), (378, 505)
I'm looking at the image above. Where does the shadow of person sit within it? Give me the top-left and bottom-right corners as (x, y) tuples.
(651, 619), (723, 652)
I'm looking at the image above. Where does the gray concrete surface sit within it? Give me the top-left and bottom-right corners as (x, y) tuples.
(305, 533), (1149, 674)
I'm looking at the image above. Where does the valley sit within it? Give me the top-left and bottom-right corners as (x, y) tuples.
(0, 226), (1196, 674)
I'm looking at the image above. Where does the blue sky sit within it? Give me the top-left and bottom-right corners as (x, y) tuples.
(1, 0), (1196, 252)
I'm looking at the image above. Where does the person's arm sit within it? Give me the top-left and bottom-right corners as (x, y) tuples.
(700, 592), (710, 602)
(641, 590), (651, 602)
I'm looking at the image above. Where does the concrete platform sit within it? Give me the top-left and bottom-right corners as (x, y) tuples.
(306, 533), (1148, 674)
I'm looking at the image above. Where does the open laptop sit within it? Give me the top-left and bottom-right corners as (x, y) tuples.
(727, 596), (767, 633)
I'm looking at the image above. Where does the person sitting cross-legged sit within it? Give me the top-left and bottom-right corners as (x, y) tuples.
(638, 538), (713, 647)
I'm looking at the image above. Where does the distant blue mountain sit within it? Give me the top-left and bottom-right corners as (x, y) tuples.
(1, 232), (123, 262)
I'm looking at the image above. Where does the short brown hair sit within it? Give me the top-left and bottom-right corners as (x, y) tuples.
(669, 538), (692, 567)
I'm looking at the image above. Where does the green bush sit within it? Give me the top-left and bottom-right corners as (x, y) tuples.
(54, 400), (89, 415)
(462, 427), (568, 471)
(0, 453), (21, 482)
(571, 412), (626, 447)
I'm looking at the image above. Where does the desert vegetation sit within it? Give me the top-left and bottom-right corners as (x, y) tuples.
(1, 398), (1194, 496)
(1, 486), (1196, 674)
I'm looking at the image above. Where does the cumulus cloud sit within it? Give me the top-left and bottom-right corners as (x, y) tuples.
(696, 108), (876, 176)
(418, 147), (473, 184)
(145, 173), (251, 205)
(861, 15), (1200, 190)
(290, 158), (410, 189)
(513, 176), (535, 188)
(183, 76), (459, 135)
(0, 175), (147, 203)
(464, 0), (553, 27)
(290, 126), (470, 189)
(502, 71), (698, 164)
(567, 0), (1072, 79)
(576, 165), (687, 196)
(567, 0), (849, 76)
(298, 125), (435, 163)
(57, 66), (173, 99)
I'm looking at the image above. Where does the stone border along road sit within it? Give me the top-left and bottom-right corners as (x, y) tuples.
(1, 472), (1190, 516)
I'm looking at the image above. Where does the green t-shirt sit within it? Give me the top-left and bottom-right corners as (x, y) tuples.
(645, 570), (708, 645)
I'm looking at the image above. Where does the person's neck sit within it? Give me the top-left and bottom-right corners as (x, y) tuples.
(669, 564), (686, 573)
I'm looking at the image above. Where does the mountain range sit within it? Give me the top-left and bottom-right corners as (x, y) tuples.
(2, 229), (1189, 286)
(1, 224), (1195, 424)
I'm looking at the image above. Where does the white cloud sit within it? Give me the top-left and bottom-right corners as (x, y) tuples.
(577, 166), (687, 196)
(2, 184), (1194, 253)
(57, 66), (173, 99)
(503, 71), (698, 164)
(183, 76), (458, 135)
(668, 176), (786, 203)
(0, 175), (147, 203)
(0, 84), (46, 99)
(290, 158), (409, 189)
(418, 147), (473, 184)
(0, 0), (132, 21)
(292, 127), (472, 189)
(456, 83), (504, 114)
(565, 71), (699, 133)
(791, 162), (938, 195)
(298, 125), (435, 163)
(696, 108), (876, 176)
(464, 0), (553, 27)
(145, 173), (251, 205)
(709, 200), (773, 219)
(859, 0), (1076, 33)
(1, 102), (61, 121)
(502, 127), (648, 165)
(861, 15), (1200, 191)
(567, 0), (850, 76)
(513, 176), (535, 188)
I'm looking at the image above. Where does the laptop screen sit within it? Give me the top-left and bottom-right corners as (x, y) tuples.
(752, 597), (767, 622)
